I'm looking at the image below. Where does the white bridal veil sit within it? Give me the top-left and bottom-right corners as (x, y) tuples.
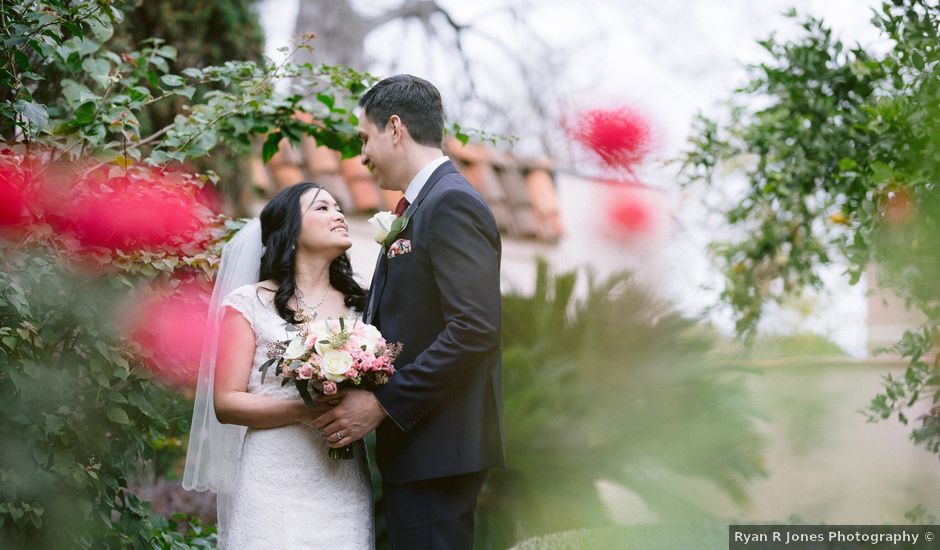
(182, 218), (262, 536)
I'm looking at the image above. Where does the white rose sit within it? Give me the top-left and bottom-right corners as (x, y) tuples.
(356, 324), (383, 351)
(305, 319), (332, 356)
(367, 211), (397, 244)
(319, 350), (353, 382)
(282, 336), (306, 360)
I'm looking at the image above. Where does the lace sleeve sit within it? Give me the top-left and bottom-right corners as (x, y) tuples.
(221, 285), (261, 331)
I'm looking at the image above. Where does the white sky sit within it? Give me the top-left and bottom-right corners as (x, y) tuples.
(257, 0), (888, 356)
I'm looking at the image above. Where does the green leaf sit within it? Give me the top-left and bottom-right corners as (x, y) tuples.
(12, 49), (29, 70)
(383, 215), (409, 248)
(86, 16), (114, 43)
(73, 101), (98, 125)
(838, 157), (857, 171)
(150, 56), (169, 73)
(157, 45), (178, 61)
(175, 86), (196, 100)
(262, 132), (282, 163)
(127, 85), (152, 102)
(316, 93), (335, 110)
(62, 79), (96, 108)
(14, 100), (48, 130)
(106, 407), (131, 425)
(81, 57), (111, 88)
(258, 357), (277, 384)
(870, 161), (893, 182)
(160, 74), (184, 88)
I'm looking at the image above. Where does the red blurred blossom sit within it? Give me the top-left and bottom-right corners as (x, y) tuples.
(568, 107), (653, 170)
(48, 167), (212, 253)
(0, 152), (41, 228)
(0, 166), (28, 227)
(125, 281), (211, 387)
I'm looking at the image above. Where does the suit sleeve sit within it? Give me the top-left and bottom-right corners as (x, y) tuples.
(374, 188), (501, 431)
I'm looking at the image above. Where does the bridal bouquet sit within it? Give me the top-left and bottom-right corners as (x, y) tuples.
(261, 317), (401, 459)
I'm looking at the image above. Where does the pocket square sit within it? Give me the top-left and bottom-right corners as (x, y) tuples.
(387, 238), (412, 259)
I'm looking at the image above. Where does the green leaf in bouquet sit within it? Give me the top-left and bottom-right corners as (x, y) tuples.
(293, 379), (317, 410)
(258, 357), (277, 384)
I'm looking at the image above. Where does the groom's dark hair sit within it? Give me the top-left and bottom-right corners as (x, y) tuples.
(358, 74), (444, 148)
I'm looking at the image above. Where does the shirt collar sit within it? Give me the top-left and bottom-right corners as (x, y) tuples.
(403, 156), (449, 205)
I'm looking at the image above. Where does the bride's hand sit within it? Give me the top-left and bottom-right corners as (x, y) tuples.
(294, 400), (331, 426)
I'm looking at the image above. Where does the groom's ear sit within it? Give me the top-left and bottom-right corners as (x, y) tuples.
(388, 114), (404, 142)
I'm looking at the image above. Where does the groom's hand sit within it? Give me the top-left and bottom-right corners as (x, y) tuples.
(312, 389), (387, 448)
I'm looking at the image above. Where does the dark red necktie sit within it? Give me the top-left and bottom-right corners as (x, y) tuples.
(394, 197), (410, 218)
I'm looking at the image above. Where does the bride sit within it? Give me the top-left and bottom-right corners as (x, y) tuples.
(183, 183), (374, 548)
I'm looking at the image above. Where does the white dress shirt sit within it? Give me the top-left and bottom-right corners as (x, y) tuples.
(403, 156), (449, 205)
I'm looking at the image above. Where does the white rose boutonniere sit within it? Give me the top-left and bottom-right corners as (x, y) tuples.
(367, 211), (397, 244)
(367, 211), (410, 248)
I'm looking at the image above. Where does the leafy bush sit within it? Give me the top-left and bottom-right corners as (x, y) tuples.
(681, 1), (940, 455)
(477, 262), (765, 548)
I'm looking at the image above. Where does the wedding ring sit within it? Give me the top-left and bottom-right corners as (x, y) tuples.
(334, 432), (342, 441)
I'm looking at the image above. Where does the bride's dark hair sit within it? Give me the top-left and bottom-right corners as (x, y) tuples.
(258, 182), (367, 323)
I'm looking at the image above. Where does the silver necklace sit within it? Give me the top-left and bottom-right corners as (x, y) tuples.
(295, 290), (328, 323)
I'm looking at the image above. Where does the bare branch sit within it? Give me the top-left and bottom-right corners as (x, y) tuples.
(365, 0), (459, 32)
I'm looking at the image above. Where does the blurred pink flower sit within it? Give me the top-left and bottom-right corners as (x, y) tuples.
(125, 282), (211, 387)
(0, 163), (29, 227)
(606, 189), (655, 237)
(52, 180), (208, 252)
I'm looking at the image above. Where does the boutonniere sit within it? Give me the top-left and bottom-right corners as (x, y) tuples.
(367, 211), (410, 249)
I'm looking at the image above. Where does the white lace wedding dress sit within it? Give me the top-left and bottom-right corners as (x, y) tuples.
(220, 284), (374, 549)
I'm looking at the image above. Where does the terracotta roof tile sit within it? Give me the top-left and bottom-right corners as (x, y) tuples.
(248, 134), (563, 241)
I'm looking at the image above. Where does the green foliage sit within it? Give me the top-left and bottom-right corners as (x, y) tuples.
(681, 1), (940, 455)
(106, 0), (267, 207)
(1, 0), (374, 163)
(0, 248), (227, 548)
(477, 261), (765, 548)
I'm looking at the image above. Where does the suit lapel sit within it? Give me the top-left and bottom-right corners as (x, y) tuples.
(364, 252), (385, 324)
(366, 160), (458, 324)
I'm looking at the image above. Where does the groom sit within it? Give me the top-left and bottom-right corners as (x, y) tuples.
(313, 74), (504, 549)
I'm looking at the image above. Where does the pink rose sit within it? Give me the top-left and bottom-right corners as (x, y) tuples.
(357, 351), (377, 370)
(369, 355), (389, 372)
(342, 335), (362, 353)
(297, 363), (315, 380)
(322, 380), (337, 395)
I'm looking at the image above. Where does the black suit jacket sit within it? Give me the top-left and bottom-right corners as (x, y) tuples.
(366, 160), (504, 483)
